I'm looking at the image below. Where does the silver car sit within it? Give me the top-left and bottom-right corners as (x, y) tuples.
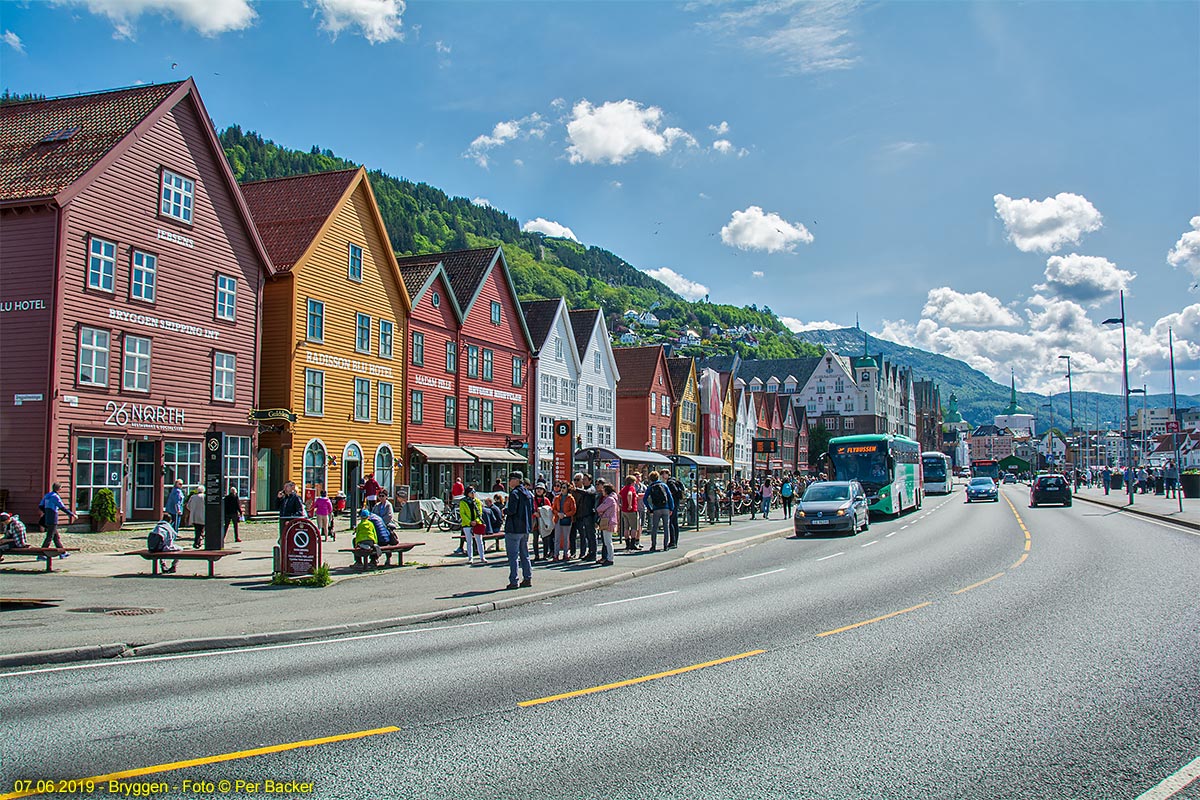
(794, 480), (870, 536)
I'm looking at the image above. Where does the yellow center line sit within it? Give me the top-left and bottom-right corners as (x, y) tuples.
(1002, 493), (1033, 568)
(816, 602), (933, 638)
(952, 572), (1006, 595)
(0, 726), (400, 800)
(1010, 552), (1028, 569)
(518, 650), (766, 707)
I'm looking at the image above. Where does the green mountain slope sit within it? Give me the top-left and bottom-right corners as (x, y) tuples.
(218, 126), (819, 361)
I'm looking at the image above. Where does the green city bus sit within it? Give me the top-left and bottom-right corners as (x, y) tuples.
(827, 434), (923, 516)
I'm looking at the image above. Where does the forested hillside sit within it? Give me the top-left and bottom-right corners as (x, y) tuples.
(219, 126), (819, 360)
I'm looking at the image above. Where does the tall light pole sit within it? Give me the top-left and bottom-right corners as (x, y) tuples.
(1041, 401), (1054, 470)
(1059, 354), (1074, 475)
(1170, 327), (1183, 512)
(1103, 291), (1133, 505)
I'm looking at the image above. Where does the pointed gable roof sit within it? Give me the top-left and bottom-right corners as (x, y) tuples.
(569, 308), (601, 357)
(666, 357), (695, 401)
(521, 298), (566, 351)
(398, 258), (463, 323)
(614, 345), (672, 397)
(0, 81), (183, 203)
(240, 168), (360, 271)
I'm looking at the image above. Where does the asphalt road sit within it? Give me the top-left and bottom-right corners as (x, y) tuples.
(3, 485), (1198, 800)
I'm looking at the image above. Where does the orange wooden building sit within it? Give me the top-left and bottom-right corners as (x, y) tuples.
(242, 167), (409, 509)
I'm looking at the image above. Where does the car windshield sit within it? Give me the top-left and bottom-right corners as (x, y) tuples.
(969, 478), (995, 487)
(802, 484), (851, 502)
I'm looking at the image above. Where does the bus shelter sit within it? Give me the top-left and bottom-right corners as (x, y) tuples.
(671, 454), (734, 528)
(574, 447), (672, 487)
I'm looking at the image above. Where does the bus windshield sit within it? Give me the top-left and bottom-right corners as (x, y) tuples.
(922, 456), (947, 481)
(829, 443), (890, 489)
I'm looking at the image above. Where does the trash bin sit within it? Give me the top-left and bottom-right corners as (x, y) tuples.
(1110, 473), (1123, 490)
(1181, 472), (1200, 499)
(1155, 476), (1165, 495)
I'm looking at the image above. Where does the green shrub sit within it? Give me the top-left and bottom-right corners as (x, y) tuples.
(89, 488), (118, 526)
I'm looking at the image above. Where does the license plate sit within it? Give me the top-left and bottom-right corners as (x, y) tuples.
(811, 519), (830, 525)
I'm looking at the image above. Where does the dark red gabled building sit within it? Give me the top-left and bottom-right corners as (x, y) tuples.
(0, 80), (273, 521)
(614, 346), (675, 454)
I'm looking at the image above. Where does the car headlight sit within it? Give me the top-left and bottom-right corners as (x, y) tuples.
(836, 509), (846, 516)
(796, 510), (805, 517)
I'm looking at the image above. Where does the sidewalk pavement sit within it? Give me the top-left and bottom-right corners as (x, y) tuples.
(1071, 485), (1198, 530)
(0, 514), (795, 667)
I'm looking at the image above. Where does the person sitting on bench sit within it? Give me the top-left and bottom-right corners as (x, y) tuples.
(0, 511), (29, 561)
(366, 508), (400, 566)
(353, 509), (380, 568)
(147, 513), (182, 574)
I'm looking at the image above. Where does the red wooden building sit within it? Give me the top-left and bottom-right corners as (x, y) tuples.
(396, 247), (535, 499)
(0, 80), (273, 522)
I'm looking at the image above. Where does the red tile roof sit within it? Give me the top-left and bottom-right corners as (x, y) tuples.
(239, 168), (359, 271)
(397, 257), (443, 300)
(398, 246), (501, 313)
(0, 81), (183, 203)
(614, 345), (670, 396)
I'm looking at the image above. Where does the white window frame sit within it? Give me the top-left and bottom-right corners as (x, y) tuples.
(79, 326), (110, 386)
(594, 351), (601, 372)
(586, 385), (594, 411)
(555, 338), (563, 362)
(122, 335), (151, 393)
(215, 274), (237, 321)
(213, 352), (236, 402)
(160, 169), (194, 223)
(378, 382), (393, 424)
(305, 368), (325, 416)
(88, 237), (116, 292)
(490, 301), (502, 325)
(223, 436), (252, 499)
(131, 250), (157, 303)
(348, 243), (364, 282)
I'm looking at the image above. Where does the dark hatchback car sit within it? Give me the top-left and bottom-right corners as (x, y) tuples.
(1030, 473), (1072, 507)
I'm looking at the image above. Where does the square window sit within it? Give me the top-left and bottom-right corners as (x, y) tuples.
(213, 352), (236, 402)
(131, 250), (156, 303)
(379, 320), (394, 359)
(216, 275), (237, 321)
(410, 389), (423, 424)
(305, 369), (324, 416)
(306, 299), (324, 342)
(79, 327), (110, 386)
(348, 243), (363, 282)
(160, 169), (194, 223)
(123, 335), (151, 392)
(378, 382), (393, 423)
(88, 237), (116, 292)
(411, 331), (425, 366)
(490, 301), (501, 325)
(354, 377), (371, 421)
(356, 313), (371, 354)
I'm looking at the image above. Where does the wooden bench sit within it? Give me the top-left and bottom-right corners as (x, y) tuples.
(0, 547), (80, 572)
(124, 549), (241, 577)
(339, 542), (424, 568)
(453, 533), (505, 553)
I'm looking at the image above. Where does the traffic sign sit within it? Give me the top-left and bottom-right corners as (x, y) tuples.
(280, 518), (321, 577)
(1166, 421), (1180, 433)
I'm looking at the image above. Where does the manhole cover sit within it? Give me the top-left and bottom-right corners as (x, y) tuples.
(69, 606), (164, 616)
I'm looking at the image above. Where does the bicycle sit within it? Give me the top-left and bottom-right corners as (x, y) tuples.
(423, 502), (461, 532)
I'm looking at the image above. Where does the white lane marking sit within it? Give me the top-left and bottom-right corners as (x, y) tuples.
(738, 568), (786, 581)
(860, 541), (878, 548)
(1121, 514), (1200, 538)
(0, 621), (494, 679)
(1135, 754), (1200, 800)
(595, 590), (678, 607)
(885, 532), (898, 538)
(816, 552), (844, 562)
(901, 525), (910, 530)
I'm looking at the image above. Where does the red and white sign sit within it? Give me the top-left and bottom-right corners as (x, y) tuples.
(1166, 421), (1180, 433)
(281, 518), (321, 577)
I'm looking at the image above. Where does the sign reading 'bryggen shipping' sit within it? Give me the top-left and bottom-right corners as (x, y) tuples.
(109, 308), (219, 340)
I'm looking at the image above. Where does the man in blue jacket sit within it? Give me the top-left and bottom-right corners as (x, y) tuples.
(642, 471), (674, 552)
(38, 482), (76, 554)
(503, 471), (534, 589)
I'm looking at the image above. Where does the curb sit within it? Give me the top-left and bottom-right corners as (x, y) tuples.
(1073, 494), (1200, 532)
(0, 524), (793, 670)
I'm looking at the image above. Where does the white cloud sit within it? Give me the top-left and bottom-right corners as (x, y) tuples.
(59, 0), (256, 38)
(2, 30), (24, 53)
(1168, 216), (1200, 283)
(698, 192), (710, 200)
(712, 139), (732, 154)
(464, 112), (548, 168)
(752, 270), (764, 278)
(709, 121), (730, 135)
(610, 181), (623, 189)
(643, 267), (709, 301)
(565, 99), (697, 165)
(470, 197), (492, 208)
(550, 97), (566, 110)
(315, 0), (405, 44)
(700, 0), (862, 74)
(781, 317), (841, 333)
(993, 192), (1103, 253)
(434, 39), (450, 54)
(720, 205), (814, 254)
(921, 287), (1020, 327)
(522, 217), (577, 241)
(1037, 253), (1135, 303)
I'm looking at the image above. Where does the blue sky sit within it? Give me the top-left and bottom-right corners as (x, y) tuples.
(2, 0), (1198, 395)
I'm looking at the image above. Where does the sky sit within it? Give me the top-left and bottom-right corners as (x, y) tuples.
(2, 0), (1198, 397)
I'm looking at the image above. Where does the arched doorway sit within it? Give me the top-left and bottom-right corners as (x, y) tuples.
(375, 444), (395, 496)
(343, 442), (363, 511)
(302, 439), (327, 502)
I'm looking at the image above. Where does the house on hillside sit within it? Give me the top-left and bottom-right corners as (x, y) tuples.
(638, 311), (660, 328)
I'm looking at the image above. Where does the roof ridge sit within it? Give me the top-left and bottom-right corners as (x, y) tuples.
(240, 167), (360, 187)
(0, 80), (186, 109)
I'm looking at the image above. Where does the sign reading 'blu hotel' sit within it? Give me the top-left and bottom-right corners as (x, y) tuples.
(0, 81), (272, 521)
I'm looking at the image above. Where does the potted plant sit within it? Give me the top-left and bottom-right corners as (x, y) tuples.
(89, 488), (122, 532)
(1181, 469), (1200, 499)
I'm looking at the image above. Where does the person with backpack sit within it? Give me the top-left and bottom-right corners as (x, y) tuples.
(642, 470), (674, 552)
(551, 481), (576, 561)
(780, 476), (794, 517)
(661, 469), (685, 550)
(38, 482), (75, 555)
(352, 509), (380, 569)
(147, 513), (182, 574)
(459, 487), (488, 565)
(619, 475), (641, 550)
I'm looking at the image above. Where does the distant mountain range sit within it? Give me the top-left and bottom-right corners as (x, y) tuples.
(790, 328), (1196, 428)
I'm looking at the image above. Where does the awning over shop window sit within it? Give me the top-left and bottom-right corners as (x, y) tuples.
(464, 447), (528, 463)
(671, 454), (732, 469)
(575, 447), (673, 466)
(410, 444), (476, 464)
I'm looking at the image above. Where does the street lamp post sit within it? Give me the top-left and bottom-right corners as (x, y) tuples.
(1059, 354), (1074, 476)
(1102, 291), (1133, 505)
(1169, 327), (1184, 512)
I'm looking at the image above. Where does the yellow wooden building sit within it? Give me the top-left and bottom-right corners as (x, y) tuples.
(721, 372), (737, 466)
(243, 167), (410, 509)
